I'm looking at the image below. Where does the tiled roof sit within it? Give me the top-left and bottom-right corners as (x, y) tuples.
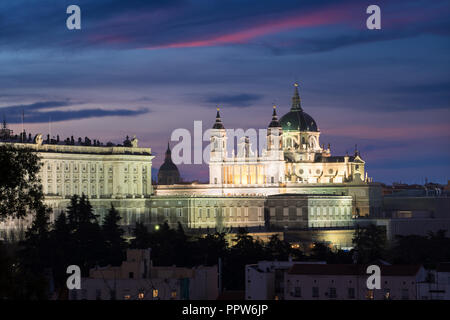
(437, 263), (450, 272)
(287, 264), (422, 276)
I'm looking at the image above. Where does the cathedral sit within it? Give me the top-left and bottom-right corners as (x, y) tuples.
(209, 83), (371, 187)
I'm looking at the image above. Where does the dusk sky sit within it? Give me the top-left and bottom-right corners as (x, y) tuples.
(1, 0), (449, 184)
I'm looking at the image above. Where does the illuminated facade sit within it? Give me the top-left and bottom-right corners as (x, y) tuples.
(156, 84), (382, 223)
(0, 134), (154, 239)
(209, 83), (371, 187)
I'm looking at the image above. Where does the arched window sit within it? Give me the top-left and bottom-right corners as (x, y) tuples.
(287, 137), (292, 147)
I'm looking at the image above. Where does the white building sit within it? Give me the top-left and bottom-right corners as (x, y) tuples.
(417, 263), (450, 300)
(245, 260), (325, 300)
(0, 133), (154, 239)
(284, 264), (427, 300)
(70, 249), (219, 300)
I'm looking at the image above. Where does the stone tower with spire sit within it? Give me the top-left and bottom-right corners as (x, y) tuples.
(209, 108), (228, 185)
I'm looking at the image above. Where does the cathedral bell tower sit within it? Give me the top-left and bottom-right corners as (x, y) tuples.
(267, 105), (283, 157)
(209, 108), (227, 184)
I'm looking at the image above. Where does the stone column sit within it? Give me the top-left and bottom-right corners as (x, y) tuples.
(137, 163), (143, 197)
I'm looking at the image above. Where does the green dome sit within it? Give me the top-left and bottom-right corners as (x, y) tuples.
(279, 83), (318, 132)
(279, 110), (318, 132)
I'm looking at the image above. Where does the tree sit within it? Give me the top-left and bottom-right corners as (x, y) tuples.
(49, 211), (73, 289)
(20, 205), (52, 272)
(130, 222), (152, 249)
(102, 204), (126, 266)
(265, 234), (300, 261)
(195, 232), (228, 266)
(352, 224), (387, 264)
(0, 145), (45, 220)
(65, 194), (105, 276)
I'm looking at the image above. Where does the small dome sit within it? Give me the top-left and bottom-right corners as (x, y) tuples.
(212, 108), (225, 129)
(158, 142), (180, 185)
(268, 106), (281, 128)
(159, 161), (179, 172)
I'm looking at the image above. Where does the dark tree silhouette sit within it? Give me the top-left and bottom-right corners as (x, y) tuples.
(352, 224), (387, 264)
(102, 204), (126, 266)
(0, 145), (45, 220)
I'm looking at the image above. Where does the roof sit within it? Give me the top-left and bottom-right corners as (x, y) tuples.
(159, 161), (179, 172)
(279, 110), (318, 132)
(279, 83), (318, 132)
(212, 109), (225, 129)
(217, 290), (245, 300)
(315, 155), (356, 163)
(437, 263), (450, 272)
(287, 264), (422, 276)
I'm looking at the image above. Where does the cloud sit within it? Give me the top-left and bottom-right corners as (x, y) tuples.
(204, 93), (263, 107)
(0, 100), (150, 123)
(4, 0), (448, 54)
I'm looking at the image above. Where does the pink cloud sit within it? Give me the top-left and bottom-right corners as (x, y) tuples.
(148, 5), (354, 49)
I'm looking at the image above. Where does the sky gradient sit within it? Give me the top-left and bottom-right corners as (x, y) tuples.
(1, 0), (449, 184)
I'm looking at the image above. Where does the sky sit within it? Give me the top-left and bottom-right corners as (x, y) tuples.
(0, 0), (449, 184)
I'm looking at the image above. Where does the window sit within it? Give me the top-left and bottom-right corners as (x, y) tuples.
(177, 208), (182, 217)
(207, 208), (210, 218)
(129, 272), (134, 279)
(348, 288), (355, 299)
(294, 287), (301, 297)
(384, 289), (391, 300)
(95, 289), (102, 300)
(198, 208), (202, 218)
(312, 287), (319, 298)
(164, 208), (169, 217)
(171, 291), (177, 299)
(152, 289), (159, 298)
(124, 295), (131, 300)
(401, 289), (409, 300)
(138, 292), (145, 300)
(366, 289), (374, 300)
(329, 287), (337, 299)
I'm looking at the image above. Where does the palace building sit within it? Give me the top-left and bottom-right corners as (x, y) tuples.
(0, 129), (154, 239)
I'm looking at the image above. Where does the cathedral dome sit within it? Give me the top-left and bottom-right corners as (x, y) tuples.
(279, 83), (319, 132)
(158, 142), (180, 185)
(159, 160), (179, 172)
(279, 110), (318, 132)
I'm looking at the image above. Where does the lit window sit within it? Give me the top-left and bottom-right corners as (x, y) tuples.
(152, 289), (158, 298)
(124, 295), (131, 300)
(171, 291), (177, 299)
(138, 292), (144, 300)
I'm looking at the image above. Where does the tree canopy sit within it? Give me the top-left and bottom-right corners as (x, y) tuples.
(0, 145), (45, 220)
